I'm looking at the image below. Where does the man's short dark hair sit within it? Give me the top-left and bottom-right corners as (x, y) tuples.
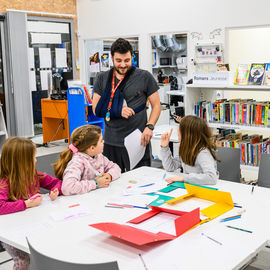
(111, 38), (133, 56)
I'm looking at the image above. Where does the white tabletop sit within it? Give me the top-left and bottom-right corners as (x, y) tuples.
(0, 167), (270, 270)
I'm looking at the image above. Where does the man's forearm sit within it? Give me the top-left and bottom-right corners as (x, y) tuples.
(147, 103), (161, 125)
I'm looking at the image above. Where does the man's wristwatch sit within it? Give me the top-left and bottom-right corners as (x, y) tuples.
(145, 124), (154, 131)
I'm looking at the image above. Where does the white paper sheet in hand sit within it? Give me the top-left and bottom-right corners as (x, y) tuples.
(124, 129), (146, 169)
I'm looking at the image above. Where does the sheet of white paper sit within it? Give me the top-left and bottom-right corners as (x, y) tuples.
(31, 33), (61, 44)
(89, 63), (100, 73)
(28, 48), (35, 69)
(50, 206), (91, 222)
(124, 129), (146, 170)
(164, 197), (214, 212)
(29, 70), (36, 91)
(128, 212), (178, 236)
(39, 48), (52, 68)
(55, 48), (67, 68)
(107, 194), (158, 208)
(40, 70), (52, 90)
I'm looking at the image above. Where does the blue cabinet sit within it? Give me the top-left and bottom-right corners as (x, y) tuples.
(67, 87), (104, 138)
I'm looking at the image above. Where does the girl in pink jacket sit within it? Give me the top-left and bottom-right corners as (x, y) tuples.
(54, 125), (121, 195)
(0, 137), (62, 270)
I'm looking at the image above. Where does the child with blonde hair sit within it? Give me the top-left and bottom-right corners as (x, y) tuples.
(54, 125), (121, 195)
(0, 137), (62, 270)
(160, 115), (219, 185)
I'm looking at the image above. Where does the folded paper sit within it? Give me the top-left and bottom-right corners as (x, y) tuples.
(90, 205), (200, 246)
(166, 183), (233, 223)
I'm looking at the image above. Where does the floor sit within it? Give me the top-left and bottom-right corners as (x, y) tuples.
(0, 135), (270, 269)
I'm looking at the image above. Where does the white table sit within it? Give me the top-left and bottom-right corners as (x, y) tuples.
(0, 167), (270, 270)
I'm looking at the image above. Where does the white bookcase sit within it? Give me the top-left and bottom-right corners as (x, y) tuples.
(185, 84), (270, 172)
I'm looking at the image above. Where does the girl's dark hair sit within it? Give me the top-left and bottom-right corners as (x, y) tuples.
(111, 38), (133, 56)
(179, 115), (219, 166)
(54, 125), (101, 179)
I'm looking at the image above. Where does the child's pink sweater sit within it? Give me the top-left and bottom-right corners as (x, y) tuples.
(62, 152), (121, 195)
(0, 173), (62, 215)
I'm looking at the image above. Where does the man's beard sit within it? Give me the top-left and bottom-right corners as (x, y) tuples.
(114, 65), (132, 75)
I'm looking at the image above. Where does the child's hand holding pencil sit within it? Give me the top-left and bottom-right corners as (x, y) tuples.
(25, 193), (42, 208)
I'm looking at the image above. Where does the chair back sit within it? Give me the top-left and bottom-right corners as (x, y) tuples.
(27, 239), (119, 270)
(216, 147), (241, 182)
(258, 153), (270, 188)
(36, 152), (60, 177)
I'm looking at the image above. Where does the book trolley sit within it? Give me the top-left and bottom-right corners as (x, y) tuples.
(67, 87), (104, 139)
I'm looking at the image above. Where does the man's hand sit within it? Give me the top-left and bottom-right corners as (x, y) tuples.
(121, 106), (135, 119)
(141, 127), (153, 147)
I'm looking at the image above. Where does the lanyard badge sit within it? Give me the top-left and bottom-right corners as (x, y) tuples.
(106, 71), (124, 122)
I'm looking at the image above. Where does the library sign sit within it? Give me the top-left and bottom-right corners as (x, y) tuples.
(193, 72), (230, 85)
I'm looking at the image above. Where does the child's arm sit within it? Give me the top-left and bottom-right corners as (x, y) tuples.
(61, 159), (96, 195)
(160, 146), (182, 172)
(183, 150), (218, 185)
(38, 172), (62, 195)
(102, 155), (121, 181)
(0, 184), (26, 215)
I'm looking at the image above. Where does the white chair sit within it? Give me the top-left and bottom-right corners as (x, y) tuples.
(216, 147), (241, 182)
(27, 239), (119, 270)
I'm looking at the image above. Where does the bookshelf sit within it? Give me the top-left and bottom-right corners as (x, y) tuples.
(185, 84), (270, 171)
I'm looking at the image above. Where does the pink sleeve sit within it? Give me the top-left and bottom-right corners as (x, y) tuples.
(102, 155), (121, 180)
(0, 181), (26, 215)
(38, 173), (63, 195)
(61, 158), (95, 195)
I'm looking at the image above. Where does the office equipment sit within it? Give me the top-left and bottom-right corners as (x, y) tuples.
(27, 239), (119, 270)
(90, 206), (200, 245)
(216, 147), (241, 182)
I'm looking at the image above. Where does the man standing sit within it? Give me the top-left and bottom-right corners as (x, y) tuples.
(92, 38), (161, 172)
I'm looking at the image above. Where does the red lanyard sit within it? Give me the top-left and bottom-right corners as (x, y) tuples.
(107, 72), (124, 111)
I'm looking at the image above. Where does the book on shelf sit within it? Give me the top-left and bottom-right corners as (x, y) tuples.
(234, 64), (250, 85)
(263, 63), (270, 85)
(194, 99), (270, 126)
(217, 63), (229, 71)
(215, 129), (270, 166)
(248, 63), (266, 85)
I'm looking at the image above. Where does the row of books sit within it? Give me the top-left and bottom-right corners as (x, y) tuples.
(234, 63), (270, 85)
(215, 131), (270, 166)
(195, 99), (270, 126)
